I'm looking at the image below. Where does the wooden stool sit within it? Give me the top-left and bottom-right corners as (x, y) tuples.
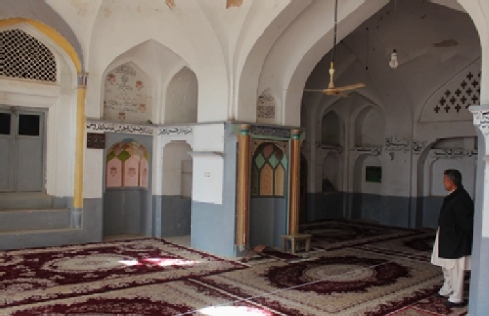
(281, 233), (312, 254)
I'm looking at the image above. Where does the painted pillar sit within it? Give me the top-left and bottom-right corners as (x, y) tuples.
(236, 124), (251, 250)
(468, 105), (489, 315)
(73, 72), (88, 228)
(289, 129), (302, 234)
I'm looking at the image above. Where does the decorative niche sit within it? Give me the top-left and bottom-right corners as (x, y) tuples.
(103, 62), (152, 124)
(106, 139), (150, 189)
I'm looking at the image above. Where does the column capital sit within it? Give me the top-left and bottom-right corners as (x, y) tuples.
(291, 128), (302, 140)
(470, 105), (489, 134)
(240, 124), (251, 135)
(77, 72), (89, 89)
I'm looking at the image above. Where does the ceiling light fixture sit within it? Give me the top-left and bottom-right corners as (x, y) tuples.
(389, 0), (399, 69)
(389, 49), (398, 68)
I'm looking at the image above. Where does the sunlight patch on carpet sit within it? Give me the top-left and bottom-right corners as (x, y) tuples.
(200, 305), (274, 316)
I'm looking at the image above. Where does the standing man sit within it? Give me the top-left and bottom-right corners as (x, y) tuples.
(431, 169), (474, 307)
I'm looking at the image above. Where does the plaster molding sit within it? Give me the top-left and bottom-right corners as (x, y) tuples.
(385, 136), (410, 152)
(158, 126), (193, 136)
(188, 151), (224, 157)
(350, 147), (381, 156)
(319, 145), (343, 155)
(429, 148), (478, 160)
(86, 120), (154, 135)
(471, 108), (489, 135)
(412, 140), (428, 155)
(251, 125), (291, 139)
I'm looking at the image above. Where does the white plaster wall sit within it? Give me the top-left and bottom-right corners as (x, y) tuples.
(259, 0), (387, 126)
(162, 141), (192, 196)
(192, 124), (225, 152)
(322, 154), (341, 191)
(234, 0), (307, 122)
(83, 1), (229, 123)
(84, 147), (104, 199)
(430, 158), (476, 198)
(191, 155), (223, 205)
(165, 67), (198, 124)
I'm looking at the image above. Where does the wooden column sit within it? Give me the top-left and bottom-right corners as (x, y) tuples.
(236, 124), (251, 251)
(74, 72), (88, 210)
(289, 129), (302, 235)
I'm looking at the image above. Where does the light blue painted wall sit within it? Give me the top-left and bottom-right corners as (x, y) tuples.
(250, 197), (287, 249)
(0, 198), (102, 250)
(160, 195), (191, 237)
(190, 124), (239, 257)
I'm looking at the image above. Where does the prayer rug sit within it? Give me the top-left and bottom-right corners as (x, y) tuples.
(0, 238), (246, 309)
(389, 297), (468, 316)
(196, 247), (444, 315)
(302, 220), (417, 251)
(0, 280), (283, 316)
(359, 231), (437, 262)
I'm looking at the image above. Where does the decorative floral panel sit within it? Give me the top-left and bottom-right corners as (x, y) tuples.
(257, 89), (276, 122)
(124, 157), (140, 187)
(104, 63), (151, 124)
(106, 159), (122, 188)
(139, 158), (149, 188)
(106, 139), (150, 189)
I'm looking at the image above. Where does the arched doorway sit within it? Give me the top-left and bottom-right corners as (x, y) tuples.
(103, 137), (152, 238)
(161, 141), (193, 238)
(250, 142), (288, 248)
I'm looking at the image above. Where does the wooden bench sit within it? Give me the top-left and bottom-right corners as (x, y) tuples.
(281, 233), (312, 254)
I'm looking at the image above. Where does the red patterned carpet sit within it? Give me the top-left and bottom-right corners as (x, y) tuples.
(0, 221), (469, 315)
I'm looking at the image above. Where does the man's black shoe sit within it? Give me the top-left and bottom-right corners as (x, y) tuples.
(434, 293), (449, 298)
(443, 301), (465, 308)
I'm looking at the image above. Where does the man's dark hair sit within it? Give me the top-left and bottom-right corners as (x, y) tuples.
(444, 169), (462, 187)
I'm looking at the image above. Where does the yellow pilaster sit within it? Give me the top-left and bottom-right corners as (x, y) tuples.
(236, 124), (251, 250)
(289, 129), (302, 234)
(74, 73), (88, 208)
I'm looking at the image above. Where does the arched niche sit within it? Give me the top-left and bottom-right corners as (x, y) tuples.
(321, 110), (342, 146)
(251, 142), (287, 197)
(257, 88), (278, 124)
(322, 153), (341, 193)
(352, 154), (382, 222)
(428, 137), (477, 198)
(353, 155), (382, 194)
(103, 62), (152, 124)
(354, 106), (385, 148)
(162, 141), (193, 197)
(165, 67), (198, 124)
(106, 139), (150, 189)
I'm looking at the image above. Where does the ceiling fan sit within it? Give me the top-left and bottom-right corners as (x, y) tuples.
(304, 0), (366, 97)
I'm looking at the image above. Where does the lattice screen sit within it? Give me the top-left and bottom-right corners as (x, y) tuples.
(0, 29), (57, 82)
(434, 71), (480, 114)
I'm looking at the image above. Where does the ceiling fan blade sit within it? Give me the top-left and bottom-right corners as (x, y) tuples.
(303, 89), (326, 93)
(335, 83), (366, 92)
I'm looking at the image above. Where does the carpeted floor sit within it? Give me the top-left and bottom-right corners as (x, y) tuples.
(0, 220), (469, 315)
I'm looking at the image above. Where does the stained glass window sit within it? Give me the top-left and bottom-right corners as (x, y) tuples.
(251, 143), (287, 197)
